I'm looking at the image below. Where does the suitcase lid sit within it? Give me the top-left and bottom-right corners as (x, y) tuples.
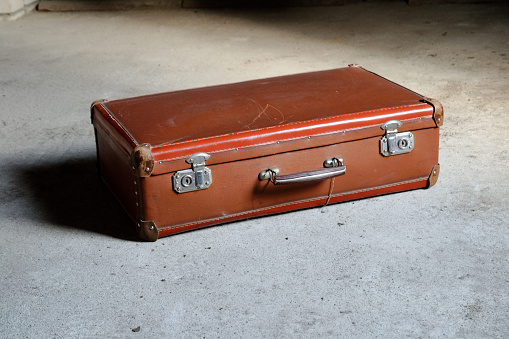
(92, 66), (442, 176)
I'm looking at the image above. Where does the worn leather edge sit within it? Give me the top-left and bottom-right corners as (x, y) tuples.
(348, 67), (444, 128)
(93, 112), (134, 158)
(90, 99), (108, 123)
(150, 117), (435, 176)
(137, 220), (159, 241)
(423, 97), (444, 127)
(149, 104), (435, 173)
(350, 65), (444, 129)
(427, 164), (440, 188)
(349, 64), (430, 99)
(92, 101), (139, 147)
(131, 143), (154, 177)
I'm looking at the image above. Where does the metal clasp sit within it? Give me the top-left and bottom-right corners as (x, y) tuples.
(380, 120), (414, 157)
(173, 153), (212, 193)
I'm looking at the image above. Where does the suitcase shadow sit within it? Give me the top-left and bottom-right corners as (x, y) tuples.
(21, 156), (138, 241)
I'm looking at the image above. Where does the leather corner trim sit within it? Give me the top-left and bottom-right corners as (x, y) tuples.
(423, 97), (444, 127)
(90, 99), (108, 123)
(137, 220), (159, 241)
(91, 99), (109, 110)
(427, 164), (440, 188)
(131, 143), (154, 177)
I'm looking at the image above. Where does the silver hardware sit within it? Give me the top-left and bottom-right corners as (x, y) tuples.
(172, 152), (213, 193)
(258, 168), (280, 181)
(380, 120), (414, 157)
(259, 156), (343, 182)
(258, 157), (346, 185)
(273, 166), (346, 185)
(323, 157), (344, 168)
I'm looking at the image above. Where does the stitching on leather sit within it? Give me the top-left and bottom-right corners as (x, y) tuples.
(330, 177), (426, 198)
(155, 103), (428, 148)
(163, 195), (328, 231)
(155, 115), (429, 163)
(159, 178), (427, 232)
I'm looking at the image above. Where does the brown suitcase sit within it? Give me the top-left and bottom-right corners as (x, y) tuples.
(91, 65), (442, 241)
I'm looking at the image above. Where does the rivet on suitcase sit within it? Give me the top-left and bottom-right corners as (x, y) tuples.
(91, 65), (443, 241)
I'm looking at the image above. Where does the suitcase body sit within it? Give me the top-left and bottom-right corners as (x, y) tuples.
(91, 65), (442, 241)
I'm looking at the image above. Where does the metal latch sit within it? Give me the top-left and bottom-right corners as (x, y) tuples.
(173, 153), (212, 193)
(380, 120), (414, 157)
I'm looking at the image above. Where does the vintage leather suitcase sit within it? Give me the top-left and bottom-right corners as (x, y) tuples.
(91, 65), (442, 241)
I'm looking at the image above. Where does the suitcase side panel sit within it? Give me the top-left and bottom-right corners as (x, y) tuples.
(140, 127), (439, 238)
(94, 122), (141, 224)
(140, 148), (333, 227)
(92, 102), (137, 152)
(155, 178), (428, 238)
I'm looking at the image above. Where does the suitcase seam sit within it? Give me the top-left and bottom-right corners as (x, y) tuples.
(94, 119), (132, 156)
(95, 121), (129, 155)
(155, 115), (429, 163)
(99, 103), (138, 145)
(328, 177), (427, 198)
(161, 177), (426, 231)
(161, 195), (327, 231)
(355, 66), (427, 99)
(153, 103), (429, 149)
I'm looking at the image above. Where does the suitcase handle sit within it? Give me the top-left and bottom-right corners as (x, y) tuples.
(272, 166), (346, 185)
(259, 158), (346, 185)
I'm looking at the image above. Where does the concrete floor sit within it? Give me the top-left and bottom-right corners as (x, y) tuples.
(1, 2), (508, 338)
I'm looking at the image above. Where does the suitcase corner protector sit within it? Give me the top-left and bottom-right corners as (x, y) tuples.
(90, 98), (109, 110)
(427, 164), (440, 188)
(137, 220), (159, 242)
(423, 97), (444, 127)
(131, 143), (154, 177)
